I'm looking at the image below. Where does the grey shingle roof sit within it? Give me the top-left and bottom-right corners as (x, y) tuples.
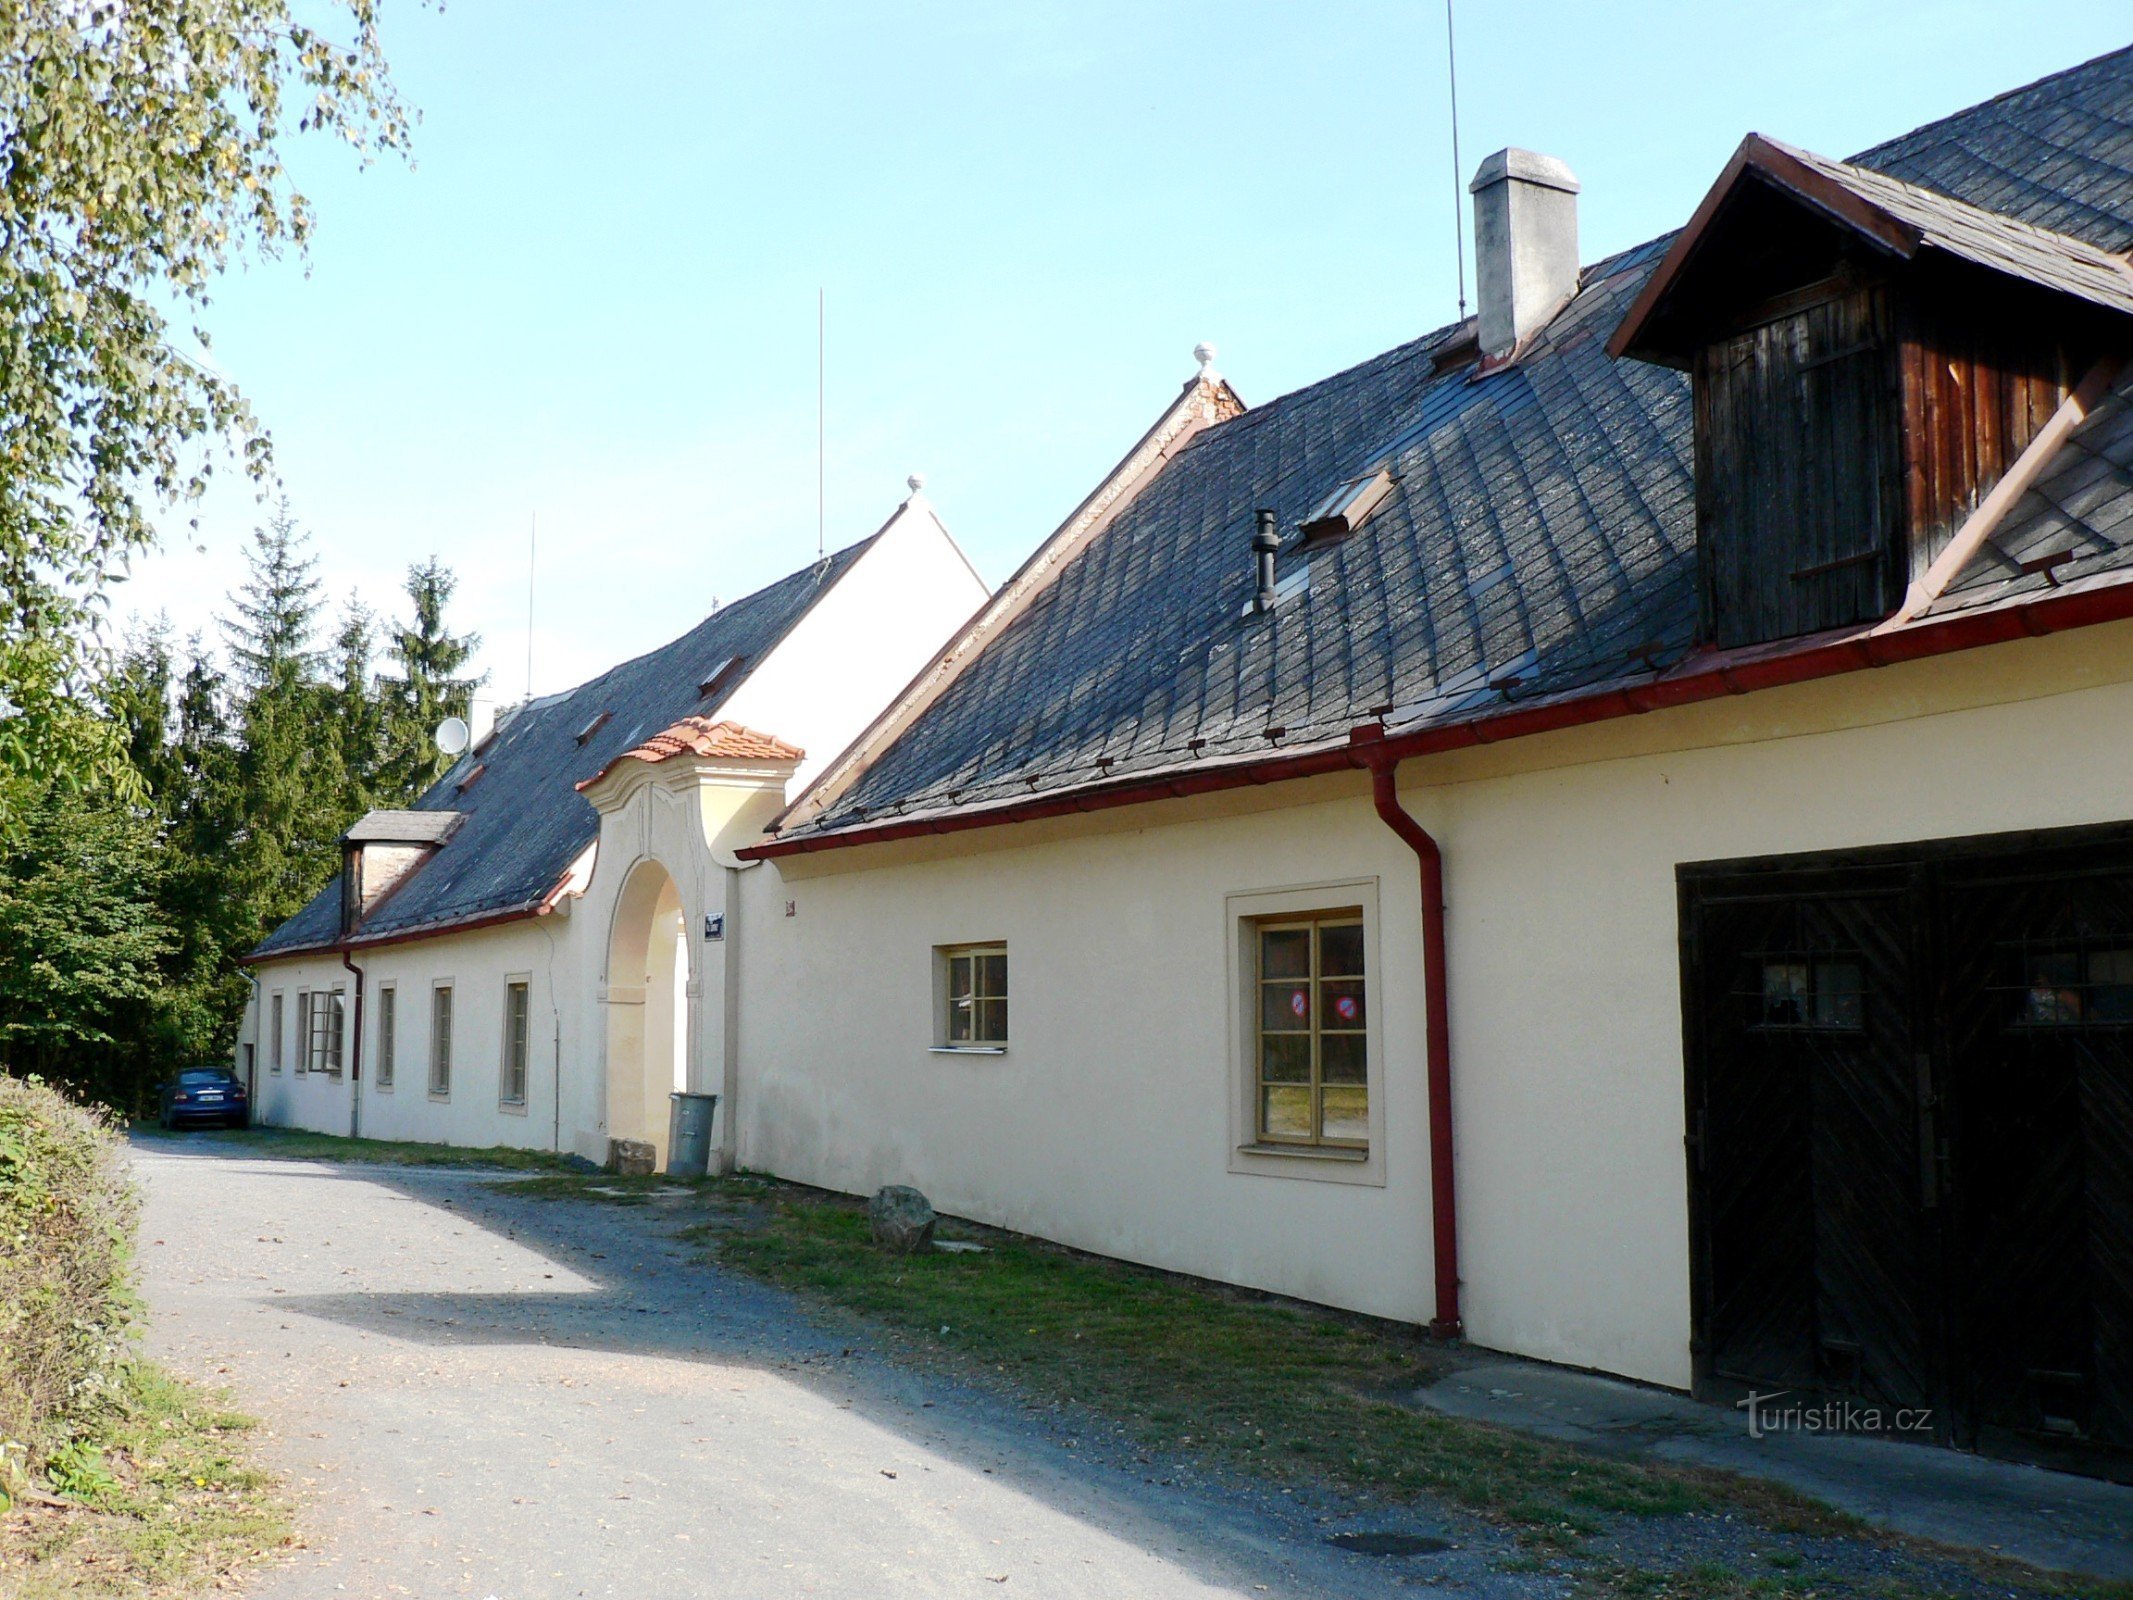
(786, 47), (2133, 842)
(253, 539), (875, 958)
(1770, 137), (2133, 317)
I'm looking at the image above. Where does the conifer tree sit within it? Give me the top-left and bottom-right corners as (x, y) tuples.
(380, 557), (483, 799)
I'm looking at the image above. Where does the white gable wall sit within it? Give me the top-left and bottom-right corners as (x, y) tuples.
(720, 497), (988, 794)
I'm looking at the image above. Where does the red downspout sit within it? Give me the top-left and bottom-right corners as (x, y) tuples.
(340, 947), (365, 1140)
(1367, 756), (1462, 1340)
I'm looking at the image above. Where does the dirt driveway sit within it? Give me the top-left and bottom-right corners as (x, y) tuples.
(132, 1139), (1501, 1599)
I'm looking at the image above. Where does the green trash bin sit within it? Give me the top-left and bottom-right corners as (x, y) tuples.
(667, 1091), (719, 1178)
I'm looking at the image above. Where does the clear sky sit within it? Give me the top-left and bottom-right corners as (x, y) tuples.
(122, 1), (2130, 716)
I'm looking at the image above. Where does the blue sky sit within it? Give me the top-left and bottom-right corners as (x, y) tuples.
(125, 1), (2129, 711)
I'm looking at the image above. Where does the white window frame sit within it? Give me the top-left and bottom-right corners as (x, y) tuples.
(931, 942), (1008, 1053)
(1225, 878), (1385, 1187)
(293, 990), (311, 1076)
(499, 974), (532, 1111)
(375, 983), (396, 1092)
(429, 980), (454, 1100)
(308, 986), (346, 1077)
(269, 991), (284, 1075)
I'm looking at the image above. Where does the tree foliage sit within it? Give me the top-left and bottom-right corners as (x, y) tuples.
(13, 506), (483, 1111)
(0, 0), (409, 609)
(0, 0), (413, 820)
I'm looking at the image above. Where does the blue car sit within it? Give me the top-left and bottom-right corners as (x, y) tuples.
(158, 1067), (250, 1130)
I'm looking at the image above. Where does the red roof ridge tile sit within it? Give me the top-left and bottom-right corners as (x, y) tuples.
(578, 718), (804, 791)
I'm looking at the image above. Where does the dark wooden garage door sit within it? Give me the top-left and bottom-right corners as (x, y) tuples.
(1682, 827), (2133, 1474)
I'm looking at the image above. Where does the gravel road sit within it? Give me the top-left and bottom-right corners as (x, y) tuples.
(131, 1139), (1511, 1599)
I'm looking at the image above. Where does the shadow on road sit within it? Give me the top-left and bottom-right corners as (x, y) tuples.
(133, 1132), (1483, 1600)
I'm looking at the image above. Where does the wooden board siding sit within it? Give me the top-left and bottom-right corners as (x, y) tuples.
(1694, 285), (1903, 647)
(1896, 275), (2082, 580)
(1682, 824), (2133, 1477)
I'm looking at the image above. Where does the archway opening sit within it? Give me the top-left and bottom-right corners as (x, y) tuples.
(605, 859), (690, 1169)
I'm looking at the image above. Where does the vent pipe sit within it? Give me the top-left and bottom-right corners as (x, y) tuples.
(1469, 148), (1580, 360)
(1252, 510), (1280, 613)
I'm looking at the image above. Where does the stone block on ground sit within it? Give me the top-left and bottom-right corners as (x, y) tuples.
(868, 1185), (936, 1252)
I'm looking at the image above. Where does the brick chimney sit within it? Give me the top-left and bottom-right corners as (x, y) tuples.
(1469, 148), (1581, 361)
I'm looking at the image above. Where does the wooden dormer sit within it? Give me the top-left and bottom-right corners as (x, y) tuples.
(1612, 135), (2133, 647)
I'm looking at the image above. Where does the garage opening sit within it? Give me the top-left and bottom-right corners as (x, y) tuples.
(1681, 824), (2133, 1477)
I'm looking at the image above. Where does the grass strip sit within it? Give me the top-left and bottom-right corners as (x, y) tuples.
(154, 1124), (582, 1172)
(696, 1192), (1844, 1542)
(0, 1360), (289, 1597)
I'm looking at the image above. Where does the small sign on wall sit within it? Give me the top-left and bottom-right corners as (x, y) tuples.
(703, 914), (725, 941)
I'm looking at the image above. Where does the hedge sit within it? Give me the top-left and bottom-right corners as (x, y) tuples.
(0, 1073), (138, 1500)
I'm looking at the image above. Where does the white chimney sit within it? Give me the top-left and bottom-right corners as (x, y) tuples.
(1469, 148), (1581, 361)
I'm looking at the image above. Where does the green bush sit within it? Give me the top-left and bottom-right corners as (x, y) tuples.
(0, 1073), (138, 1502)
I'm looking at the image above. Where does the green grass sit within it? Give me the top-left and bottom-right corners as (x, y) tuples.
(0, 1360), (289, 1597)
(152, 1123), (584, 1173)
(694, 1193), (1835, 1542)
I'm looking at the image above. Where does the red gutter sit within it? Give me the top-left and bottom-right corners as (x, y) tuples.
(1366, 757), (1462, 1340)
(742, 575), (2133, 861)
(340, 948), (365, 1139)
(242, 873), (580, 968)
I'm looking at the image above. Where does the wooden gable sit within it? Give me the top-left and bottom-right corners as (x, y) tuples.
(1613, 136), (2127, 647)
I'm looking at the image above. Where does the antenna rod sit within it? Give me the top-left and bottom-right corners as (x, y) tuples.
(1446, 0), (1468, 320)
(816, 287), (826, 563)
(525, 511), (536, 702)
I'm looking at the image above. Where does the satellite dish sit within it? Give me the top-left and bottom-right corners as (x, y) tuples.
(434, 716), (471, 757)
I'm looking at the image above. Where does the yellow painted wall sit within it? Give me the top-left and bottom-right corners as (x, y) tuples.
(741, 620), (2133, 1388)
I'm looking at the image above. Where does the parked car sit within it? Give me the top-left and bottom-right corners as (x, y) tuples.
(158, 1067), (250, 1130)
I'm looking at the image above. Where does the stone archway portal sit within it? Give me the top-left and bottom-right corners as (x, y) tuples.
(605, 859), (689, 1170)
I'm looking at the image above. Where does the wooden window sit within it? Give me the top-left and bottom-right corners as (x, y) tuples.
(941, 945), (1008, 1047)
(269, 993), (284, 1074)
(429, 984), (453, 1098)
(376, 986), (396, 1090)
(293, 991), (311, 1075)
(501, 980), (530, 1105)
(311, 989), (345, 1076)
(1254, 912), (1367, 1148)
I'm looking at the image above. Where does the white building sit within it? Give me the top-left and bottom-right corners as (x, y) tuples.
(243, 51), (2133, 1474)
(237, 489), (988, 1168)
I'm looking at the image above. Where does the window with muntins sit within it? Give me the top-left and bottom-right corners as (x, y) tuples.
(376, 987), (396, 1089)
(502, 980), (530, 1105)
(294, 991), (311, 1075)
(430, 985), (453, 1097)
(941, 945), (1007, 1047)
(270, 993), (284, 1074)
(1254, 912), (1368, 1148)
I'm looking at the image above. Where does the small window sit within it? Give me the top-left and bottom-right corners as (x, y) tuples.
(574, 710), (611, 746)
(376, 986), (397, 1091)
(1299, 468), (1393, 543)
(501, 979), (530, 1106)
(698, 655), (746, 699)
(2003, 945), (2133, 1028)
(269, 992), (285, 1075)
(294, 991), (312, 1075)
(455, 762), (486, 793)
(1750, 956), (1864, 1031)
(939, 944), (1008, 1048)
(430, 984), (454, 1097)
(1254, 912), (1368, 1148)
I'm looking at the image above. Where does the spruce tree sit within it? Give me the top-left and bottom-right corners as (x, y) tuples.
(380, 557), (483, 800)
